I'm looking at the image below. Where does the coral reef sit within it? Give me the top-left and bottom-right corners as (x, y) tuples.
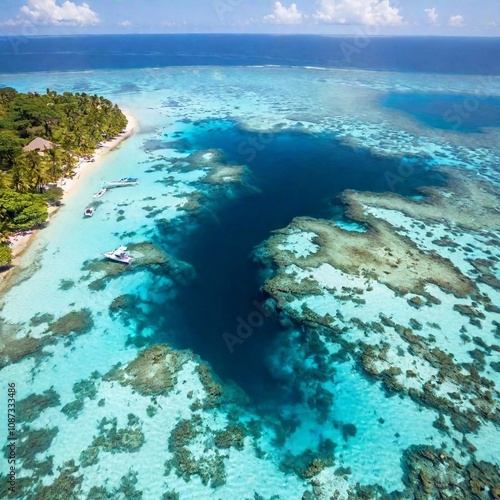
(17, 388), (61, 423)
(86, 486), (110, 499)
(195, 362), (223, 408)
(257, 165), (500, 494)
(402, 446), (500, 499)
(214, 424), (246, 451)
(348, 167), (500, 233)
(165, 415), (227, 488)
(29, 313), (55, 327)
(0, 320), (50, 369)
(162, 491), (180, 500)
(80, 414), (145, 468)
(33, 460), (83, 499)
(48, 309), (94, 336)
(109, 294), (135, 316)
(61, 372), (100, 419)
(104, 344), (191, 396)
(113, 470), (143, 499)
(181, 192), (204, 212)
(281, 439), (336, 479)
(82, 242), (195, 290)
(15, 426), (59, 471)
(265, 215), (476, 299)
(58, 279), (75, 291)
(1, 308), (96, 370)
(179, 149), (246, 185)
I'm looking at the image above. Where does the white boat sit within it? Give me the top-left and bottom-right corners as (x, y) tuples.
(104, 177), (139, 187)
(84, 206), (94, 217)
(92, 188), (107, 198)
(103, 246), (132, 265)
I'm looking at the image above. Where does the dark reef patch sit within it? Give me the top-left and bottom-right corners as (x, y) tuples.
(48, 309), (94, 336)
(17, 388), (61, 423)
(104, 344), (191, 397)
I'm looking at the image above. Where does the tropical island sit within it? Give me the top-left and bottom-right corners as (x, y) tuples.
(0, 87), (127, 267)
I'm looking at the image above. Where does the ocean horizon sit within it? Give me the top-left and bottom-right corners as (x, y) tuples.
(2, 34), (500, 75)
(0, 34), (499, 499)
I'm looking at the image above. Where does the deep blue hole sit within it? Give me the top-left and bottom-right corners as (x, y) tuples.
(151, 120), (446, 405)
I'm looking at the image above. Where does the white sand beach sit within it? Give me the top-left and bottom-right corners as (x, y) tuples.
(5, 111), (138, 268)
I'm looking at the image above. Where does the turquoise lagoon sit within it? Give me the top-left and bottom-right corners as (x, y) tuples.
(0, 66), (499, 498)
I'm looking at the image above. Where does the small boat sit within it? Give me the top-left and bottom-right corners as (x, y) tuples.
(84, 206), (95, 217)
(103, 246), (132, 265)
(104, 177), (139, 187)
(92, 188), (107, 198)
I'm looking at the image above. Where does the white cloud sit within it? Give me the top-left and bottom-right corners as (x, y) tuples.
(120, 20), (132, 28)
(7, 0), (100, 26)
(448, 15), (465, 27)
(424, 7), (438, 25)
(264, 2), (303, 25)
(314, 0), (403, 26)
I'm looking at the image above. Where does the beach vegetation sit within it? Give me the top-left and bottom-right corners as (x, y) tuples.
(0, 242), (12, 268)
(0, 87), (127, 265)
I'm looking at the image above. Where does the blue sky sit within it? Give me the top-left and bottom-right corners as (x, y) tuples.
(0, 0), (499, 36)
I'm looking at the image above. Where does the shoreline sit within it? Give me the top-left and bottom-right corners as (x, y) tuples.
(4, 110), (138, 271)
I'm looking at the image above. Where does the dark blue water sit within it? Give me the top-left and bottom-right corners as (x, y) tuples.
(1, 35), (500, 75)
(382, 93), (500, 132)
(154, 121), (445, 403)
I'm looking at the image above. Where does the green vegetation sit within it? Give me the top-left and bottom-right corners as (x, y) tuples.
(0, 87), (127, 266)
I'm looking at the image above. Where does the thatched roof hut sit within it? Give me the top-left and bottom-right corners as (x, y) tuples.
(23, 137), (54, 153)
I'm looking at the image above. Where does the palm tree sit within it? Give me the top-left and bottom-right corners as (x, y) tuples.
(11, 158), (31, 193)
(46, 146), (63, 182)
(15, 150), (50, 192)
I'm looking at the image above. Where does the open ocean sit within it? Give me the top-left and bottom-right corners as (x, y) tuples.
(0, 35), (499, 499)
(1, 34), (500, 74)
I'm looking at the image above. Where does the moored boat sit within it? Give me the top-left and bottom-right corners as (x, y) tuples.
(103, 246), (132, 265)
(92, 188), (107, 198)
(84, 206), (95, 217)
(104, 177), (139, 187)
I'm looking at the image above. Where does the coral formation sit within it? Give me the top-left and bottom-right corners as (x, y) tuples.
(113, 470), (143, 499)
(16, 426), (59, 470)
(195, 362), (223, 408)
(165, 415), (227, 488)
(104, 344), (191, 396)
(402, 446), (500, 499)
(214, 424), (246, 451)
(62, 372), (100, 419)
(48, 309), (94, 336)
(179, 149), (246, 185)
(80, 414), (145, 468)
(265, 215), (476, 299)
(29, 313), (55, 327)
(281, 439), (336, 479)
(0, 319), (50, 369)
(17, 388), (61, 423)
(257, 166), (500, 490)
(33, 460), (83, 499)
(82, 242), (195, 290)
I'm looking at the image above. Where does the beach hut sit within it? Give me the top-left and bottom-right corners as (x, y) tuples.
(22, 137), (54, 153)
